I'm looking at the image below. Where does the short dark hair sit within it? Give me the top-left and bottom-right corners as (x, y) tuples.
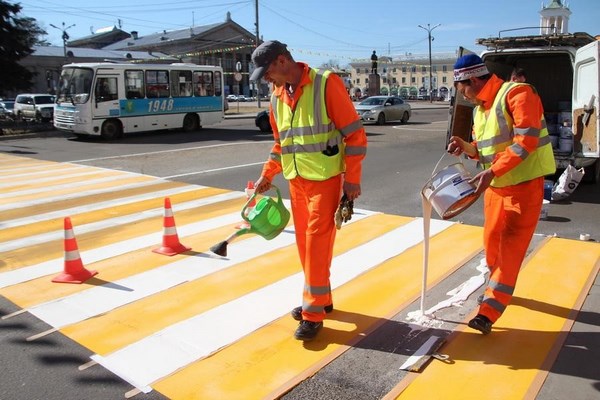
(511, 67), (526, 79)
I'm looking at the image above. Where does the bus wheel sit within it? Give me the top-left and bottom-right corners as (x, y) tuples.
(101, 120), (123, 140)
(183, 114), (200, 132)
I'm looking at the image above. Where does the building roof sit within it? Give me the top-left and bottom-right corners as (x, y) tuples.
(32, 45), (176, 61)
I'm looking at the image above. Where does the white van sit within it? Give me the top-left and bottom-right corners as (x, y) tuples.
(14, 94), (56, 122)
(448, 32), (600, 183)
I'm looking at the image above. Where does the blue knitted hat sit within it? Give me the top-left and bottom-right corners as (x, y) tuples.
(453, 54), (489, 81)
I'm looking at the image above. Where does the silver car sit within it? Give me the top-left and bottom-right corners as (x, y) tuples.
(355, 95), (411, 125)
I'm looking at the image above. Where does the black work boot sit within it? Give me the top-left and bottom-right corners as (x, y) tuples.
(291, 304), (333, 321)
(294, 320), (323, 341)
(468, 314), (493, 335)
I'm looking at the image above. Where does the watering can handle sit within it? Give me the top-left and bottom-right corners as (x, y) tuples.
(430, 151), (466, 178)
(240, 184), (282, 222)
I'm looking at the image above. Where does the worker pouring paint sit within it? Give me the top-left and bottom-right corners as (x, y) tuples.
(250, 40), (367, 341)
(447, 54), (555, 334)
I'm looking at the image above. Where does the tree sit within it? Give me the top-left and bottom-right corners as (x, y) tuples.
(0, 1), (47, 95)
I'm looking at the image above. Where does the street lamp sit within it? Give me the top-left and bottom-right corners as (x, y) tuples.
(50, 22), (76, 59)
(418, 23), (440, 103)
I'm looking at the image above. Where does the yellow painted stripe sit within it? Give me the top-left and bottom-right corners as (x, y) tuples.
(151, 223), (483, 399)
(394, 237), (600, 400)
(61, 214), (409, 355)
(0, 186), (228, 247)
(0, 175), (156, 206)
(0, 169), (130, 194)
(0, 193), (245, 276)
(0, 180), (190, 221)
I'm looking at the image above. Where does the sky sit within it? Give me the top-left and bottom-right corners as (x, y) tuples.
(14, 0), (600, 67)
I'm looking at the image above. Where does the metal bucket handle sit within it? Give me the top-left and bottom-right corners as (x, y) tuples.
(430, 151), (466, 179)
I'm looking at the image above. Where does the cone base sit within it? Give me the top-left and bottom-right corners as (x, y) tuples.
(52, 269), (98, 284)
(152, 244), (191, 256)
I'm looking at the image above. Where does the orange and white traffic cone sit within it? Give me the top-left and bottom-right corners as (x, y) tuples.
(152, 197), (191, 256)
(235, 181), (256, 229)
(52, 217), (98, 284)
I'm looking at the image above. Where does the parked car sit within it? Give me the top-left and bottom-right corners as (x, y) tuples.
(14, 94), (56, 122)
(226, 94), (238, 102)
(0, 100), (15, 120)
(354, 95), (411, 125)
(237, 95), (247, 102)
(255, 110), (272, 132)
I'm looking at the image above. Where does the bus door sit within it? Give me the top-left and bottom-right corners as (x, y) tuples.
(93, 75), (120, 121)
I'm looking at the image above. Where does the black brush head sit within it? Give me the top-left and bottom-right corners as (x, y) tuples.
(210, 241), (228, 257)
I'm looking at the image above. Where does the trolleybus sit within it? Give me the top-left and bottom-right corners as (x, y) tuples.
(54, 62), (225, 139)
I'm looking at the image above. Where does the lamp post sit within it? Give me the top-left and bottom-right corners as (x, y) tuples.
(50, 22), (76, 59)
(418, 23), (440, 103)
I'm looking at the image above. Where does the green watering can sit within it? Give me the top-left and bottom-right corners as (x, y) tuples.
(210, 185), (290, 257)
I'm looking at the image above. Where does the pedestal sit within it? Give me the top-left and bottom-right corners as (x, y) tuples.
(368, 74), (381, 96)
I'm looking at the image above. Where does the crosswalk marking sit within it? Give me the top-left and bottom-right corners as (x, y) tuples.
(1, 152), (598, 400)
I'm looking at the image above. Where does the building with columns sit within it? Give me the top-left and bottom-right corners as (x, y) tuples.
(540, 0), (571, 35)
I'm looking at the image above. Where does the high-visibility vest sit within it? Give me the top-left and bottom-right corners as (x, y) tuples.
(473, 82), (555, 187)
(272, 68), (345, 181)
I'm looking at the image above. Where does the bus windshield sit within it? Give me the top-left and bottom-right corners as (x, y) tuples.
(58, 67), (94, 104)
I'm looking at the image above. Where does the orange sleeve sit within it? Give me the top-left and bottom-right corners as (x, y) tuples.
(490, 84), (544, 177)
(260, 104), (283, 181)
(324, 73), (367, 184)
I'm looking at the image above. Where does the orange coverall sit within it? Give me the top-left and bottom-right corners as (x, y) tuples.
(470, 75), (546, 323)
(261, 63), (367, 322)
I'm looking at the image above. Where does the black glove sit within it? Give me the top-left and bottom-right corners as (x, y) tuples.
(334, 194), (354, 230)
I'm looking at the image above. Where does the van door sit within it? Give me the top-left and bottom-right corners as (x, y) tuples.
(573, 40), (600, 181)
(445, 47), (476, 147)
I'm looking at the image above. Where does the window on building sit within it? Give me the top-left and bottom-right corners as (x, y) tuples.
(392, 77), (397, 83)
(421, 66), (426, 73)
(411, 77), (416, 83)
(442, 76), (447, 83)
(402, 77), (406, 84)
(422, 77), (425, 83)
(356, 78), (361, 84)
(411, 66), (416, 73)
(432, 65), (437, 72)
(442, 65), (447, 72)
(402, 66), (407, 73)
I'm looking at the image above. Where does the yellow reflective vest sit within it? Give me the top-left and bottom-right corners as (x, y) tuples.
(473, 82), (555, 187)
(272, 68), (345, 181)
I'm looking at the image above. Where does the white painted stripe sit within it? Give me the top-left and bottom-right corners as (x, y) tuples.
(0, 170), (109, 189)
(0, 198), (290, 288)
(0, 173), (145, 199)
(0, 164), (86, 179)
(25, 210), (377, 328)
(161, 162), (265, 179)
(399, 336), (441, 370)
(0, 185), (203, 229)
(0, 179), (168, 212)
(90, 218), (452, 392)
(0, 192), (244, 253)
(0, 162), (65, 173)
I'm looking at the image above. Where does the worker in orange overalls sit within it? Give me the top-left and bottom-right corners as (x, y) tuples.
(447, 54), (555, 334)
(249, 41), (367, 341)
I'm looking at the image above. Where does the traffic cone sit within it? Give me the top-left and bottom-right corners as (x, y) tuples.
(235, 181), (256, 229)
(152, 197), (191, 256)
(52, 217), (98, 284)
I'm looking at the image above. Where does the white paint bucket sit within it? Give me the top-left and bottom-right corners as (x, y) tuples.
(422, 161), (479, 220)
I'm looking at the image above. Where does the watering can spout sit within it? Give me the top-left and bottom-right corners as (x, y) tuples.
(240, 185), (290, 240)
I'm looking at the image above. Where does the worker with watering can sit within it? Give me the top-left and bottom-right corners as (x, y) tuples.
(250, 40), (367, 341)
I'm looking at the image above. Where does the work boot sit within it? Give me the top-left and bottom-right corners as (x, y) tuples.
(468, 314), (492, 335)
(294, 320), (323, 341)
(291, 304), (334, 321)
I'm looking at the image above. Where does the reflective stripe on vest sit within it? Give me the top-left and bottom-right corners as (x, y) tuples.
(473, 82), (555, 187)
(274, 68), (346, 181)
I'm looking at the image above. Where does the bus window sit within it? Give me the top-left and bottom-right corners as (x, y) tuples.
(95, 77), (118, 102)
(125, 70), (145, 99)
(214, 71), (222, 96)
(194, 71), (213, 97)
(171, 70), (193, 97)
(146, 70), (170, 98)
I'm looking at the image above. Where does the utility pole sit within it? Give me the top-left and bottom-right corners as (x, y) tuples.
(50, 22), (76, 59)
(255, 0), (261, 108)
(418, 23), (440, 103)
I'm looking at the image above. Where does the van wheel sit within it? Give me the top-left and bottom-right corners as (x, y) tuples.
(376, 113), (386, 125)
(401, 111), (409, 124)
(182, 114), (200, 132)
(101, 120), (122, 140)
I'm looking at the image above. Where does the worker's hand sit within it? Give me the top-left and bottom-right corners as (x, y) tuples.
(447, 136), (477, 158)
(343, 181), (361, 201)
(254, 176), (272, 194)
(469, 168), (495, 196)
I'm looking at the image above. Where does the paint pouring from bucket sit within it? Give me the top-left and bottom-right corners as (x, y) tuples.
(421, 155), (480, 220)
